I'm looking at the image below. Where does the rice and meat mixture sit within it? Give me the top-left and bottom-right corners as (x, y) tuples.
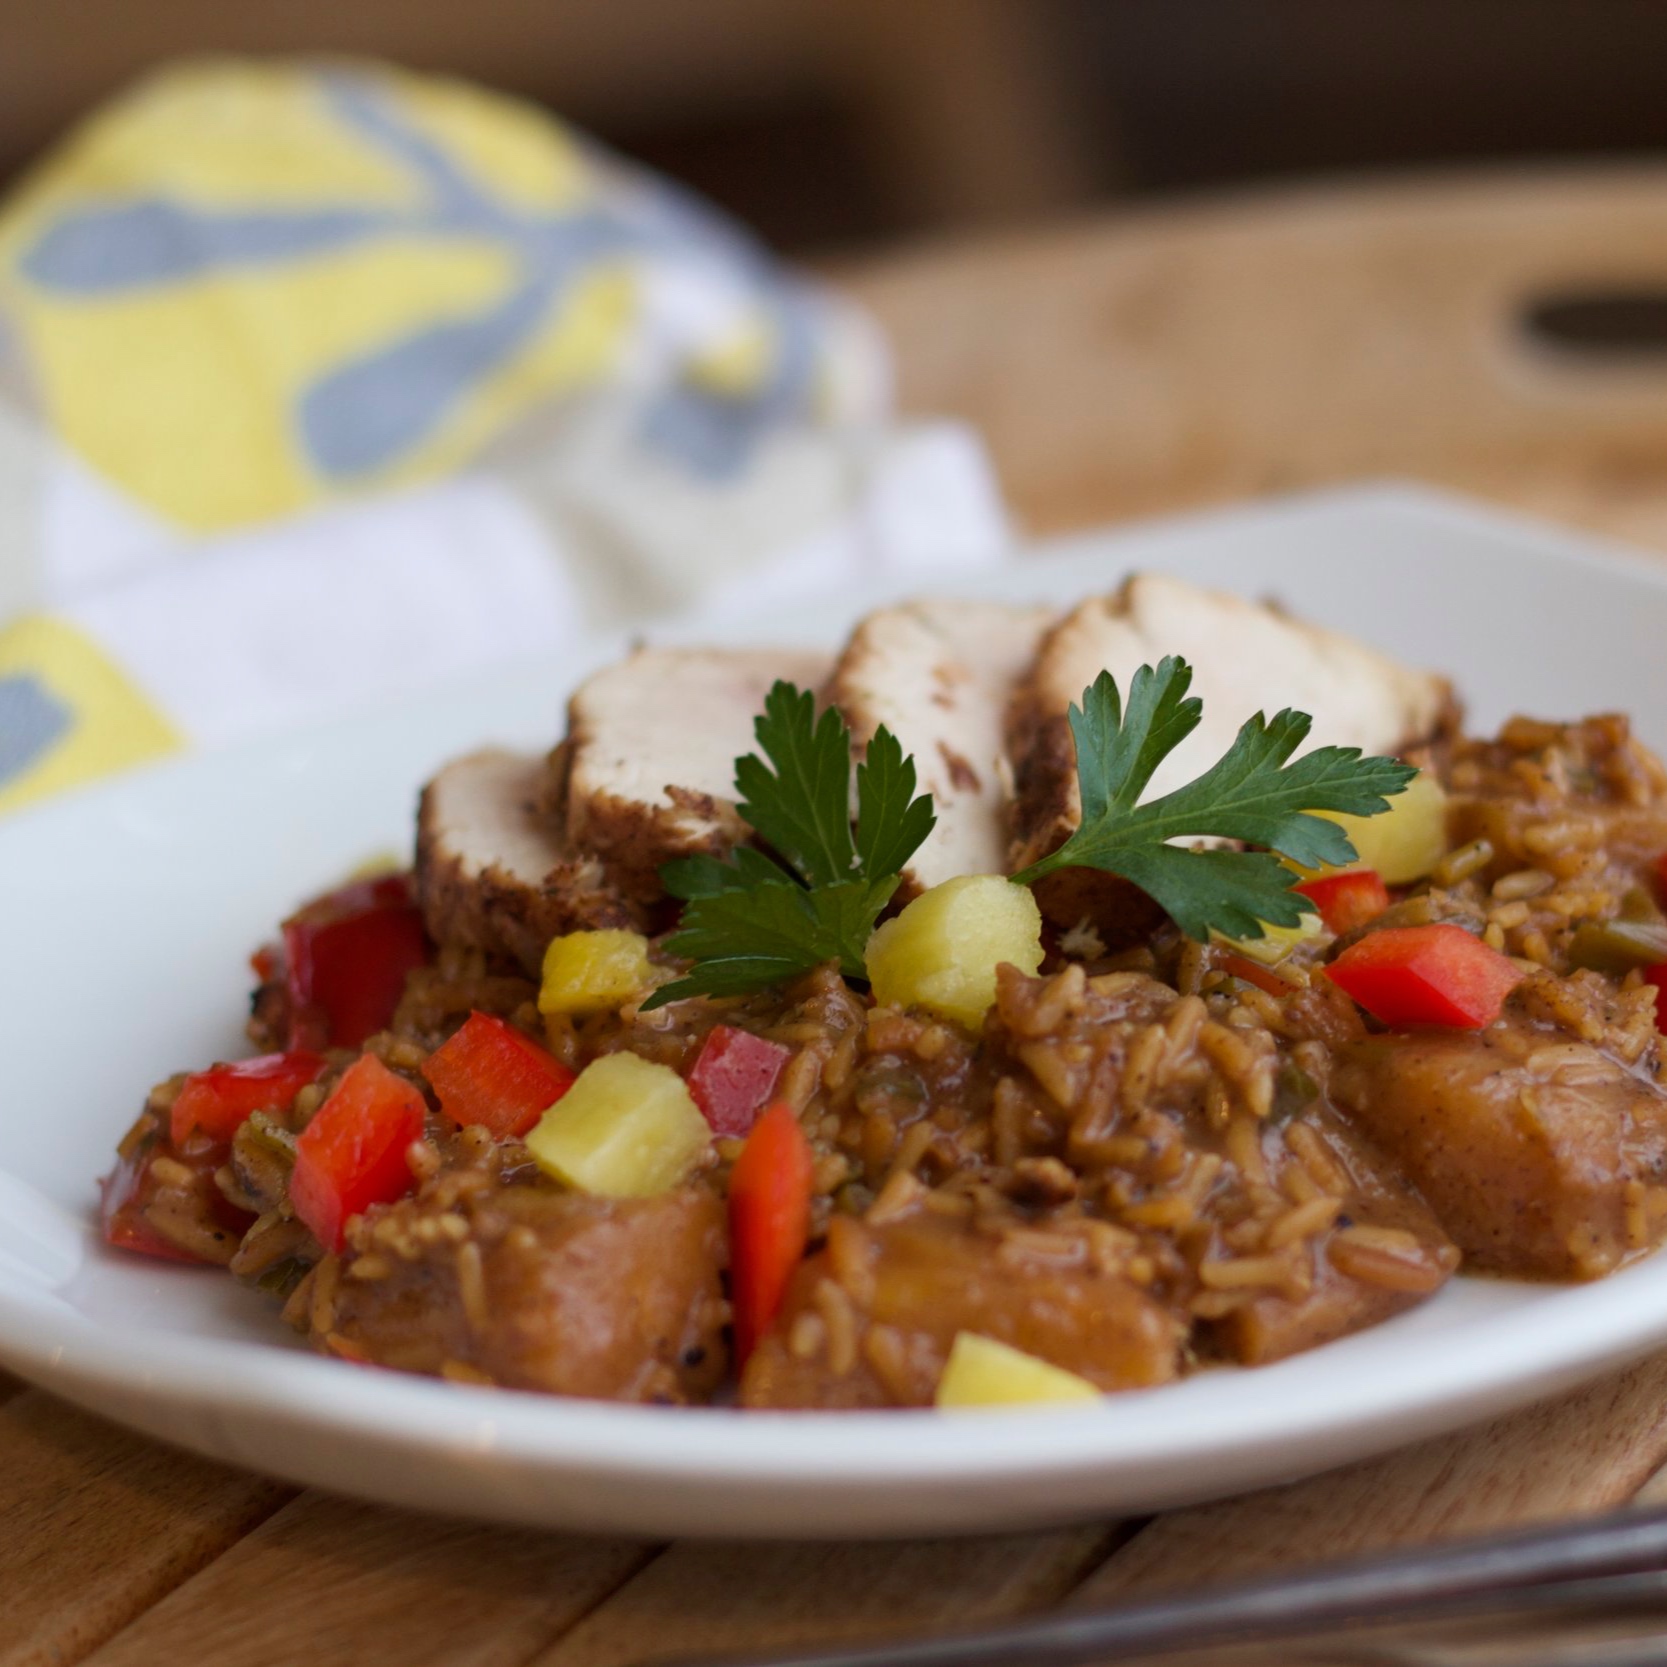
(101, 600), (1667, 1410)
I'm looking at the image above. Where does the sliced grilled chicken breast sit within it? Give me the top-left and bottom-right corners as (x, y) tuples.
(563, 646), (829, 905)
(416, 749), (640, 975)
(828, 599), (1056, 896)
(1008, 574), (1457, 919)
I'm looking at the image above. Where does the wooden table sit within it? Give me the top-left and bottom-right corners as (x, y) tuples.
(15, 166), (1667, 1667)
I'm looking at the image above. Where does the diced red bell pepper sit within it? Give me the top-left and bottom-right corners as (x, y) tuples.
(1295, 869), (1391, 936)
(283, 874), (429, 1049)
(687, 1025), (792, 1137)
(1217, 952), (1295, 997)
(1325, 924), (1524, 1029)
(169, 1050), (325, 1146)
(422, 1011), (575, 1138)
(1643, 963), (1667, 1030)
(100, 1140), (209, 1262)
(728, 1101), (815, 1366)
(290, 1055), (428, 1252)
(100, 1124), (253, 1263)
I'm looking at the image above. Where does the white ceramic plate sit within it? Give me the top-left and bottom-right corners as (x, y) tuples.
(6, 484), (1667, 1539)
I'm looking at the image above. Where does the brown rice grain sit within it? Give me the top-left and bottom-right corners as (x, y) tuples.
(1493, 868), (1555, 902)
(1266, 1195), (1342, 1250)
(1198, 1253), (1289, 1290)
(788, 1311), (826, 1361)
(814, 1278), (859, 1375)
(455, 1241), (488, 1332)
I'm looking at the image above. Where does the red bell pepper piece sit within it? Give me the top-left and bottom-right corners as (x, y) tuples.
(687, 1025), (792, 1137)
(422, 1011), (575, 1138)
(1326, 924), (1524, 1029)
(169, 1050), (325, 1146)
(1643, 963), (1667, 1030)
(1295, 869), (1391, 936)
(100, 1141), (209, 1262)
(100, 1124), (254, 1263)
(290, 1055), (428, 1251)
(282, 874), (429, 1049)
(1217, 952), (1295, 997)
(728, 1101), (815, 1366)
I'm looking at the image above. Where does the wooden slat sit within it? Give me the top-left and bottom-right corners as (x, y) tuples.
(0, 1391), (292, 1667)
(528, 1525), (1124, 1667)
(837, 168), (1667, 555)
(1074, 1353), (1667, 1607)
(82, 1493), (654, 1667)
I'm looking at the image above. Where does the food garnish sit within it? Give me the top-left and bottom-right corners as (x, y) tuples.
(651, 658), (1416, 1001)
(1009, 656), (1418, 941)
(642, 681), (936, 1008)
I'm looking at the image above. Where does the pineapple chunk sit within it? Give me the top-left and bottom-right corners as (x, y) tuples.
(525, 1052), (711, 1196)
(865, 874), (1044, 1031)
(936, 1332), (1101, 1409)
(1216, 912), (1323, 966)
(539, 929), (654, 1017)
(1301, 771), (1448, 886)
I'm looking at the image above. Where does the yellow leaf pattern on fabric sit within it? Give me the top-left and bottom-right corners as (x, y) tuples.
(0, 62), (813, 531)
(0, 617), (180, 813)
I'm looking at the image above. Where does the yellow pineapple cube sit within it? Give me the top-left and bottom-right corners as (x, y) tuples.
(1299, 771), (1448, 886)
(538, 929), (654, 1017)
(525, 1052), (712, 1196)
(865, 874), (1044, 1031)
(935, 1332), (1101, 1409)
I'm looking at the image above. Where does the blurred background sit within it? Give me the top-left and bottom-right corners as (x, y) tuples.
(10, 0), (1667, 815)
(5, 0), (1667, 255)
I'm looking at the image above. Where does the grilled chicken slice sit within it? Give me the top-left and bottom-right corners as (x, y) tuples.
(1008, 574), (1456, 927)
(563, 647), (829, 906)
(415, 749), (640, 976)
(827, 599), (1055, 897)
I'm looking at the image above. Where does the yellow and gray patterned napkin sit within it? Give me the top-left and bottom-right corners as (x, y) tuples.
(0, 60), (1006, 814)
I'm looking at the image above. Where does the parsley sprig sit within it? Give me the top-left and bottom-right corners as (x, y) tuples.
(646, 656), (1415, 1005)
(1010, 656), (1417, 940)
(641, 682), (935, 1009)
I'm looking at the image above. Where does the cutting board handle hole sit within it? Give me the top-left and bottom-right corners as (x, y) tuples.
(1520, 289), (1667, 358)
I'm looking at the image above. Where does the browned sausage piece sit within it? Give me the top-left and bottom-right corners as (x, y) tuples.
(1331, 1022), (1667, 1279)
(740, 1208), (1183, 1409)
(329, 1184), (728, 1401)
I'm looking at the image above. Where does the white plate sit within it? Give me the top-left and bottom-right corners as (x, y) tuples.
(6, 483), (1667, 1540)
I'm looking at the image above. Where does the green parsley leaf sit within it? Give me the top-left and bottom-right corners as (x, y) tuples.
(660, 846), (793, 901)
(1010, 656), (1417, 940)
(652, 876), (899, 1003)
(855, 725), (937, 882)
(733, 682), (858, 888)
(642, 683), (935, 1009)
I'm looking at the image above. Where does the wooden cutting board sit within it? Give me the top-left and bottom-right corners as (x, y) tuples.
(17, 165), (1667, 1667)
